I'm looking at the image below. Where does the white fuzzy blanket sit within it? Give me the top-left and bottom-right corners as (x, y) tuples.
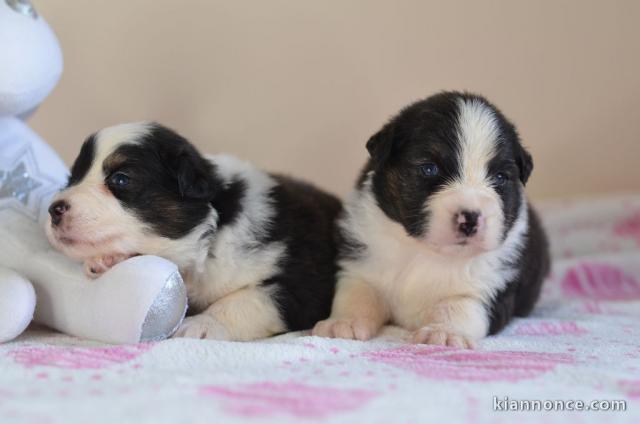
(1, 194), (639, 423)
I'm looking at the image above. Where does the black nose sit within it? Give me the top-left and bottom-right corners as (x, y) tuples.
(48, 200), (70, 226)
(457, 210), (480, 237)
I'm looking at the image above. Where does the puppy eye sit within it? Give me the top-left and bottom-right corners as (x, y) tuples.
(419, 163), (439, 177)
(109, 172), (130, 187)
(494, 172), (509, 186)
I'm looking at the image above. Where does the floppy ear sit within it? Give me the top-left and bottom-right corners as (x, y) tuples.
(67, 133), (97, 187)
(514, 143), (534, 185)
(171, 147), (217, 201)
(366, 124), (396, 168)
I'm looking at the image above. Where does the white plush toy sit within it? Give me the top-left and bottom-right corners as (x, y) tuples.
(0, 0), (187, 344)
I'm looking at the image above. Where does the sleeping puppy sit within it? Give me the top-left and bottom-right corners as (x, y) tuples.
(46, 122), (341, 340)
(313, 92), (550, 348)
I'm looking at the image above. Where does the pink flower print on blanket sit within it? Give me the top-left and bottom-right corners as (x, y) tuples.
(364, 345), (573, 382)
(513, 321), (587, 336)
(561, 262), (640, 300)
(614, 211), (640, 245)
(199, 381), (377, 419)
(9, 344), (153, 369)
(618, 380), (640, 400)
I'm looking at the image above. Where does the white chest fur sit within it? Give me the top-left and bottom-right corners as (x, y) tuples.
(339, 187), (528, 330)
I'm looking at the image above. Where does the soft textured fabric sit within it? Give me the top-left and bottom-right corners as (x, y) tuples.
(0, 267), (34, 343)
(0, 117), (187, 343)
(0, 0), (62, 117)
(1, 194), (639, 423)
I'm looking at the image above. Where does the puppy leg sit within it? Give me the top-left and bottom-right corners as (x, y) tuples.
(312, 277), (388, 341)
(412, 296), (488, 349)
(174, 286), (286, 341)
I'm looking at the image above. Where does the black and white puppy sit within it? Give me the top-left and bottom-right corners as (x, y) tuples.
(46, 123), (341, 340)
(313, 92), (550, 348)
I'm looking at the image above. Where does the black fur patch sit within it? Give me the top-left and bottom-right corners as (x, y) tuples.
(211, 177), (246, 228)
(100, 124), (219, 239)
(483, 99), (531, 238)
(363, 91), (532, 239)
(67, 134), (96, 187)
(261, 175), (342, 331)
(488, 206), (550, 334)
(366, 92), (461, 237)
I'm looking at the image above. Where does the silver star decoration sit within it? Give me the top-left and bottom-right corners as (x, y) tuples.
(0, 145), (62, 222)
(0, 161), (42, 205)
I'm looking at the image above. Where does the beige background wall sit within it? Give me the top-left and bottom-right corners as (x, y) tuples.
(31, 0), (640, 199)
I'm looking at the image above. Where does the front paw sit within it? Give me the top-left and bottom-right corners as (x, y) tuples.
(83, 254), (130, 278)
(83, 257), (109, 278)
(173, 315), (231, 340)
(312, 318), (378, 340)
(412, 325), (476, 349)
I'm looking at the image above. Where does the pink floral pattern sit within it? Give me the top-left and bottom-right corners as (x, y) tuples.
(363, 345), (573, 382)
(513, 321), (587, 336)
(613, 211), (640, 245)
(618, 380), (640, 399)
(561, 262), (640, 300)
(8, 344), (153, 369)
(200, 382), (377, 418)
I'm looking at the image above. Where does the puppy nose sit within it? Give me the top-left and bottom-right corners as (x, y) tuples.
(456, 210), (481, 237)
(48, 200), (70, 226)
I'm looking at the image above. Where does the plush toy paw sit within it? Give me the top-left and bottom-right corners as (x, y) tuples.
(411, 325), (476, 349)
(84, 254), (132, 278)
(312, 317), (378, 340)
(0, 268), (36, 343)
(173, 314), (231, 340)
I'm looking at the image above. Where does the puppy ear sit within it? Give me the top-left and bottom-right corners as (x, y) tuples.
(366, 124), (396, 168)
(67, 133), (97, 187)
(514, 143), (534, 185)
(172, 147), (217, 201)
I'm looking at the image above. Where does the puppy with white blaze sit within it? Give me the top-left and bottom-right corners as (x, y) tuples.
(46, 122), (342, 340)
(313, 92), (550, 348)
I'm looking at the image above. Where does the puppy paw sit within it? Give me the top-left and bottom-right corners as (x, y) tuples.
(312, 318), (378, 340)
(412, 326), (476, 349)
(173, 315), (231, 340)
(83, 254), (131, 278)
(83, 257), (110, 278)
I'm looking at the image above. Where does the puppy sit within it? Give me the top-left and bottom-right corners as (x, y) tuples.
(46, 122), (341, 340)
(313, 92), (550, 348)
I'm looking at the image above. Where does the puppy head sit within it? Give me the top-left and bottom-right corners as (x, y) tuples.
(46, 122), (217, 261)
(367, 92), (531, 256)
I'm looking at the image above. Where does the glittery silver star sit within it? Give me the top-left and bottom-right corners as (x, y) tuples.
(0, 143), (64, 223)
(0, 161), (42, 205)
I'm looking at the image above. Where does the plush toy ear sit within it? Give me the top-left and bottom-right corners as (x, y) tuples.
(514, 142), (534, 185)
(366, 124), (397, 168)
